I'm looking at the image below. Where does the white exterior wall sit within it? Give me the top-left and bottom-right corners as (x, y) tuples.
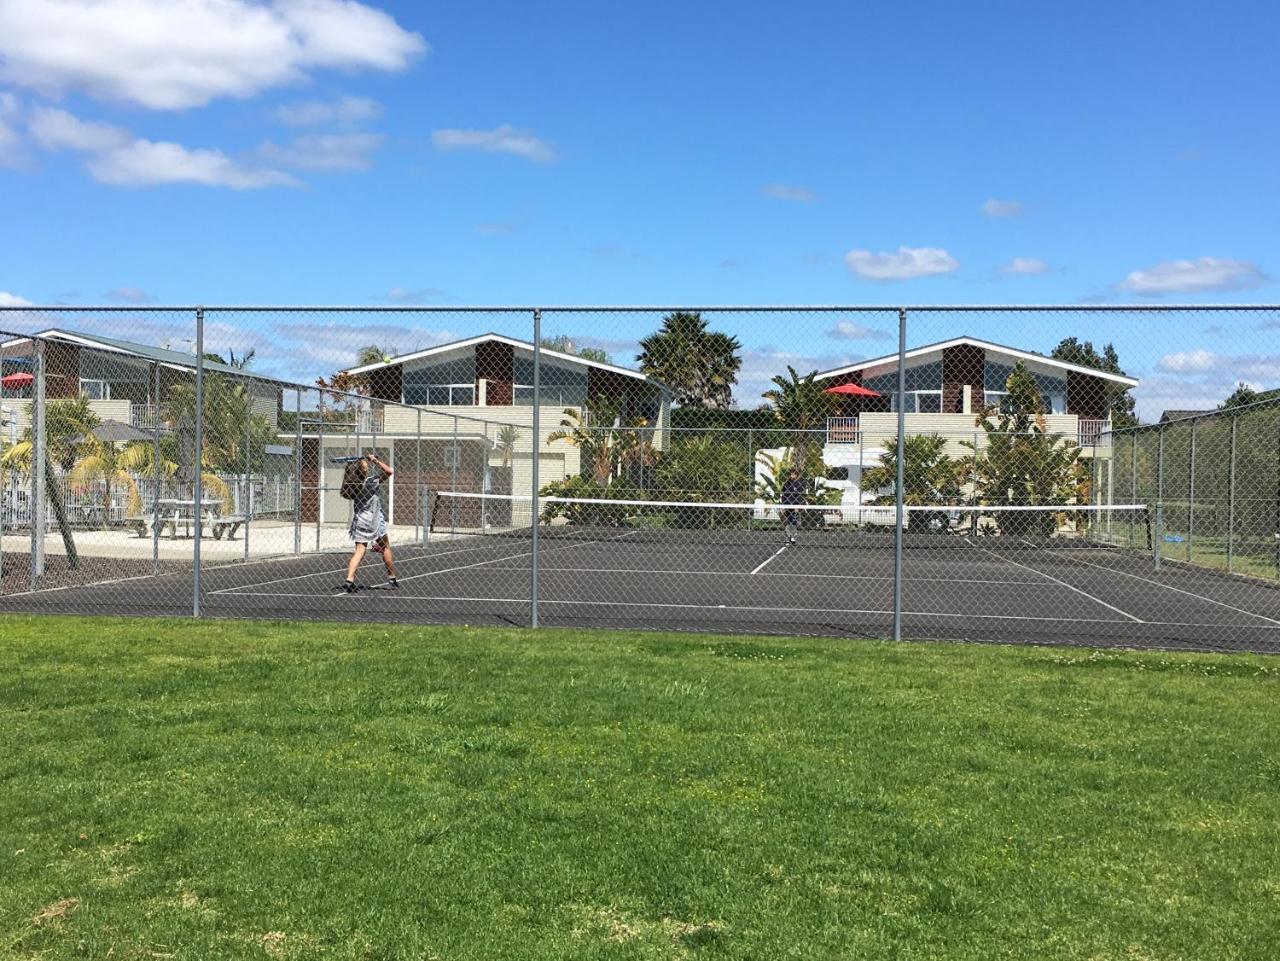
(856, 412), (1109, 459)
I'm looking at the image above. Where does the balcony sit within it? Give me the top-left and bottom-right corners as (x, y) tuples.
(826, 416), (861, 444)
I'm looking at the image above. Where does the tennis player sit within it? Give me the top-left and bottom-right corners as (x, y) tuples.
(340, 450), (398, 593)
(781, 467), (805, 545)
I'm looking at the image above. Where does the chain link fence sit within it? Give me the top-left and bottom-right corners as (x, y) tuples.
(1, 304), (1277, 651)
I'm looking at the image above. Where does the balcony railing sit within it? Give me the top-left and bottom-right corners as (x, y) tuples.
(1079, 419), (1110, 447)
(826, 416), (860, 444)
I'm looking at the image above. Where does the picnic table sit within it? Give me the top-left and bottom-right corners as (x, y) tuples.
(127, 498), (246, 540)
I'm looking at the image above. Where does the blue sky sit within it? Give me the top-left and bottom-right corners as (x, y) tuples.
(0, 0), (1278, 416)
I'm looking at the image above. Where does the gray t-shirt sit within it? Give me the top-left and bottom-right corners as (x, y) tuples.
(348, 474), (386, 543)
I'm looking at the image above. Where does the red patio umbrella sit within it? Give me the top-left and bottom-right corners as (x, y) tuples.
(822, 382), (881, 397)
(1, 372), (34, 388)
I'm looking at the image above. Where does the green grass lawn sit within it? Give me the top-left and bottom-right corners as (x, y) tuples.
(3, 618), (1279, 960)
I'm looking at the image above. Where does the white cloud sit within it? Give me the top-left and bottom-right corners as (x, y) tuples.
(87, 139), (298, 189)
(1001, 256), (1049, 276)
(273, 95), (383, 126)
(28, 106), (130, 152)
(259, 132), (384, 170)
(737, 347), (860, 409)
(1120, 257), (1268, 296)
(828, 321), (892, 341)
(0, 0), (426, 110)
(0, 291), (34, 307)
(844, 246), (958, 282)
(106, 286), (154, 304)
(0, 91), (24, 166)
(385, 287), (444, 304)
(432, 125), (557, 163)
(981, 198), (1024, 218)
(761, 183), (816, 203)
(1157, 349), (1219, 373)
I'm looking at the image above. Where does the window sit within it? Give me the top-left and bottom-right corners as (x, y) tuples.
(512, 355), (588, 406)
(404, 355), (476, 406)
(79, 378), (110, 400)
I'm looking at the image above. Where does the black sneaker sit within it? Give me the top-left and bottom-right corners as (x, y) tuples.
(387, 577), (399, 589)
(344, 580), (357, 594)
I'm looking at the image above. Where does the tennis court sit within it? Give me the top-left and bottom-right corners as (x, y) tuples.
(5, 493), (1279, 652)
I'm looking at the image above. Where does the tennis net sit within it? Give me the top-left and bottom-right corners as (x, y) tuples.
(425, 491), (1153, 554)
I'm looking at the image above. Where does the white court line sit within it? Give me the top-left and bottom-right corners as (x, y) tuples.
(469, 564), (1045, 587)
(967, 540), (1144, 623)
(750, 545), (789, 575)
(329, 531), (640, 594)
(1018, 539), (1280, 626)
(210, 537), (546, 595)
(210, 590), (1280, 630)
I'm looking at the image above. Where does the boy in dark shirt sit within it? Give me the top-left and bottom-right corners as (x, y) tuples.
(781, 467), (805, 545)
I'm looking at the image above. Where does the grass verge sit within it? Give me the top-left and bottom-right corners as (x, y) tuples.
(2, 617), (1279, 959)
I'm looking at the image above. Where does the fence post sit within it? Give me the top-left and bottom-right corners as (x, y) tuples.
(1154, 504), (1164, 571)
(316, 399), (324, 552)
(1188, 418), (1196, 562)
(30, 338), (46, 589)
(530, 308), (542, 629)
(243, 413), (251, 563)
(892, 307), (907, 642)
(1156, 422), (1165, 560)
(450, 414), (459, 536)
(1227, 414), (1237, 573)
(415, 408), (422, 546)
(1130, 431), (1137, 549)
(192, 307), (204, 617)
(293, 390), (302, 555)
(151, 361), (162, 575)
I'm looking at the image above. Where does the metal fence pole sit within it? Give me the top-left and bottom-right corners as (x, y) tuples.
(192, 307), (204, 617)
(1156, 423), (1165, 558)
(1187, 418), (1196, 562)
(243, 413), (251, 563)
(531, 308), (542, 629)
(1130, 431), (1137, 549)
(450, 415), (459, 536)
(293, 390), (302, 555)
(30, 338), (46, 589)
(1154, 504), (1164, 572)
(892, 307), (907, 642)
(415, 408), (422, 546)
(316, 402), (324, 552)
(152, 361), (162, 575)
(1227, 414), (1237, 573)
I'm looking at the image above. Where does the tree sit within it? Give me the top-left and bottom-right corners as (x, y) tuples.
(541, 335), (611, 364)
(1050, 336), (1137, 427)
(966, 362), (1089, 536)
(654, 433), (754, 527)
(1220, 383), (1262, 410)
(547, 398), (655, 486)
(637, 311), (742, 408)
(860, 434), (962, 531)
(761, 366), (835, 481)
(356, 344), (398, 368)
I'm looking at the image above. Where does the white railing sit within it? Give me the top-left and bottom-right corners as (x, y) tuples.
(826, 416), (860, 444)
(1079, 419), (1110, 447)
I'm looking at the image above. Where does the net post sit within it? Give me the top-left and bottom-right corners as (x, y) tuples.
(192, 306), (204, 618)
(30, 337), (46, 589)
(315, 398), (324, 552)
(1153, 503), (1163, 571)
(415, 408), (422, 545)
(293, 389), (302, 555)
(152, 360), (162, 575)
(530, 308), (542, 629)
(1129, 429), (1137, 549)
(892, 307), (907, 643)
(450, 414), (459, 536)
(1227, 413), (1237, 573)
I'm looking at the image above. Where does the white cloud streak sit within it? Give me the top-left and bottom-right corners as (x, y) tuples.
(0, 0), (426, 110)
(844, 246), (958, 282)
(432, 124), (557, 163)
(273, 95), (383, 126)
(28, 106), (131, 152)
(0, 291), (35, 307)
(259, 132), (385, 170)
(828, 321), (892, 341)
(761, 183), (816, 203)
(1001, 256), (1049, 276)
(981, 198), (1024, 218)
(87, 139), (298, 189)
(1120, 257), (1268, 296)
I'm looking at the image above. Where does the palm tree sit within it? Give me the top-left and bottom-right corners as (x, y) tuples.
(761, 366), (835, 479)
(637, 311), (742, 409)
(861, 434), (962, 531)
(548, 399), (654, 486)
(495, 424), (520, 469)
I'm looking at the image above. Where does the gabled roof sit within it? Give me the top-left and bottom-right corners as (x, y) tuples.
(814, 335), (1139, 387)
(1, 329), (292, 385)
(343, 332), (673, 394)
